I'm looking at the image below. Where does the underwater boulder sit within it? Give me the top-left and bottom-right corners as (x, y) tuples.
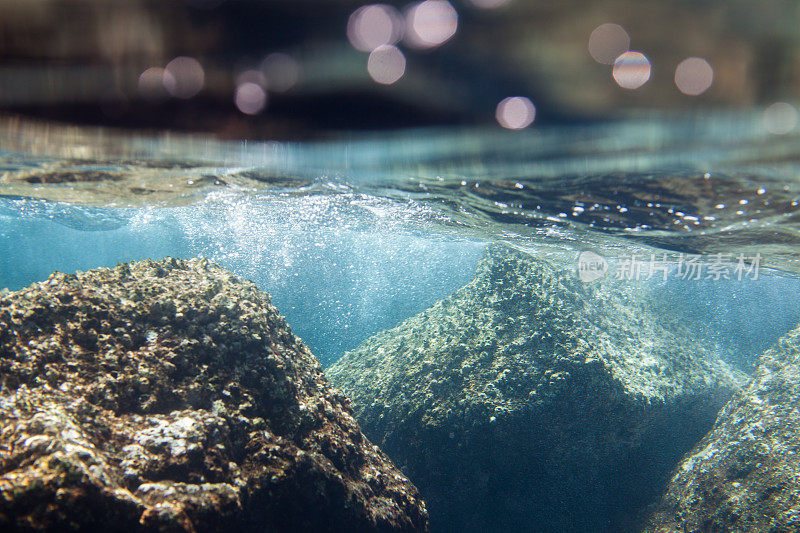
(0, 258), (428, 532)
(326, 245), (744, 532)
(646, 324), (800, 532)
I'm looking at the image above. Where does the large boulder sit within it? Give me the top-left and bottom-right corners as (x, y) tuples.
(0, 258), (428, 532)
(326, 245), (744, 532)
(646, 324), (800, 532)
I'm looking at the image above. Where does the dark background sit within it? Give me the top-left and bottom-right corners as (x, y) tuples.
(0, 0), (798, 138)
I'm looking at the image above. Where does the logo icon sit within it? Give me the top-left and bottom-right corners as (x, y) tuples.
(576, 251), (608, 282)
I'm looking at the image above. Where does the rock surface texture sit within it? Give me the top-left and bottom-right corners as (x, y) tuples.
(0, 258), (428, 532)
(327, 245), (745, 532)
(646, 324), (800, 533)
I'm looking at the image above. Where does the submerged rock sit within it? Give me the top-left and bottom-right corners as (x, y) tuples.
(326, 245), (744, 532)
(646, 324), (800, 533)
(0, 258), (427, 532)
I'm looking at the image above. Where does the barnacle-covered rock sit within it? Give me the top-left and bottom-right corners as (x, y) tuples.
(0, 258), (428, 532)
(646, 324), (800, 533)
(327, 245), (744, 532)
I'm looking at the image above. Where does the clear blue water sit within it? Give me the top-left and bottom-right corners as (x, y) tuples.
(3, 113), (800, 533)
(2, 191), (800, 370)
(0, 194), (484, 366)
(2, 112), (800, 367)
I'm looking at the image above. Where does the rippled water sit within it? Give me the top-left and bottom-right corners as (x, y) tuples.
(4, 113), (800, 533)
(1, 112), (800, 365)
(3, 112), (800, 263)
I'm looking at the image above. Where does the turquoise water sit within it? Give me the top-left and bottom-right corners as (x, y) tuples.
(2, 191), (799, 370)
(2, 113), (800, 532)
(0, 193), (484, 365)
(2, 112), (800, 366)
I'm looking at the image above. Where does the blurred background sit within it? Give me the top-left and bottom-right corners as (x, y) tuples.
(0, 0), (798, 139)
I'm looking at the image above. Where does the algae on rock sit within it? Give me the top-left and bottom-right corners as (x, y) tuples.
(646, 324), (800, 533)
(0, 258), (428, 532)
(327, 244), (745, 532)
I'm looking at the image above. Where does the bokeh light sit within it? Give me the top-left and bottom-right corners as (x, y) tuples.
(234, 82), (267, 115)
(588, 23), (630, 65)
(138, 67), (173, 102)
(163, 56), (205, 99)
(367, 45), (406, 85)
(468, 0), (511, 10)
(347, 4), (404, 52)
(674, 57), (713, 96)
(260, 53), (300, 93)
(612, 51), (651, 89)
(495, 96), (536, 129)
(763, 102), (798, 135)
(404, 0), (458, 50)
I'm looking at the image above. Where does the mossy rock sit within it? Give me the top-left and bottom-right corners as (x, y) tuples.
(646, 325), (800, 533)
(327, 245), (744, 532)
(0, 258), (428, 532)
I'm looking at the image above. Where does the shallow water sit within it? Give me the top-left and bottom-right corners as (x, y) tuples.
(2, 113), (800, 531)
(2, 112), (800, 364)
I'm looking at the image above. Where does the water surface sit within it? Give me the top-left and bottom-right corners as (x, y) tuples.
(2, 112), (799, 365)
